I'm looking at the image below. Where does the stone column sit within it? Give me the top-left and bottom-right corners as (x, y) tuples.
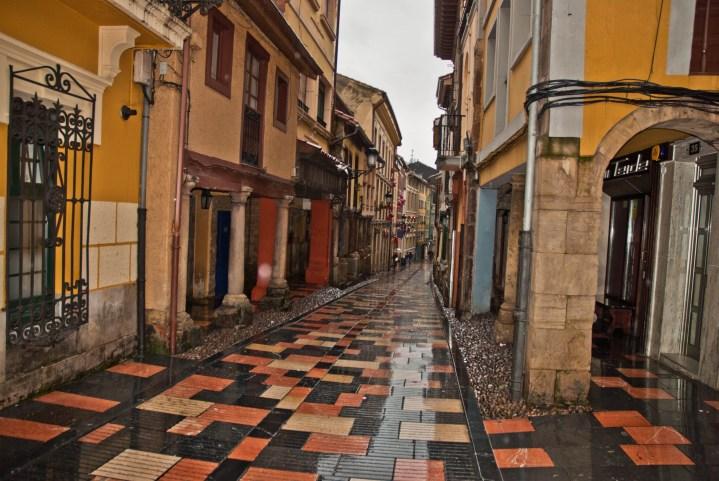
(497, 175), (525, 342)
(214, 187), (253, 327)
(265, 195), (293, 309)
(176, 175), (197, 331)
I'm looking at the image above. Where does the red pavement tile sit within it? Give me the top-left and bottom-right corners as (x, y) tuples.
(180, 375), (233, 391)
(159, 458), (218, 481)
(306, 368), (329, 378)
(705, 401), (719, 411)
(427, 365), (454, 373)
(624, 386), (674, 400)
(303, 433), (370, 455)
(222, 354), (273, 366)
(0, 417), (69, 442)
(36, 391), (119, 413)
(106, 362), (165, 378)
(358, 384), (391, 396)
(617, 368), (657, 379)
(335, 393), (365, 407)
(591, 376), (629, 388)
(593, 410), (652, 428)
(200, 404), (269, 426)
(344, 348), (361, 355)
(263, 375), (301, 387)
(361, 368), (390, 378)
(484, 418), (535, 435)
(393, 459), (446, 481)
(277, 342), (304, 350)
(79, 423), (125, 444)
(624, 426), (691, 445)
(240, 467), (318, 481)
(162, 384), (203, 399)
(251, 366), (289, 376)
(297, 403), (343, 416)
(493, 448), (555, 468)
(228, 436), (271, 461)
(621, 444), (694, 465)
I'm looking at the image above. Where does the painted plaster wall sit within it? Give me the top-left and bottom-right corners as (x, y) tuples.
(187, 4), (298, 181)
(582, 0), (719, 158)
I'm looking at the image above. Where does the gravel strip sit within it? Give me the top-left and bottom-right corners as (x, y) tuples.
(177, 278), (377, 361)
(449, 311), (592, 419)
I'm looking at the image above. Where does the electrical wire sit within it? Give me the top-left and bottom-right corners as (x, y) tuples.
(647, 0), (665, 80)
(525, 78), (719, 116)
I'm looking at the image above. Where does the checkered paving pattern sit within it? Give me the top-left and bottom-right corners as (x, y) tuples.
(485, 354), (719, 480)
(0, 266), (480, 480)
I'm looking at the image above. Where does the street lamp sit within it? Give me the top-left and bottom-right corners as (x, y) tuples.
(366, 146), (378, 169)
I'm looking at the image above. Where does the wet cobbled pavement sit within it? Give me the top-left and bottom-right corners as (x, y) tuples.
(0, 265), (491, 480)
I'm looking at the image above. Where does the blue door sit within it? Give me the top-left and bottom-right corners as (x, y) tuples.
(215, 211), (231, 307)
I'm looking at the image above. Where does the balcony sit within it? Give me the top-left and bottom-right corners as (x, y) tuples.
(433, 114), (462, 171)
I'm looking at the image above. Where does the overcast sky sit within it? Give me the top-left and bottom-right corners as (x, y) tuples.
(337, 0), (451, 167)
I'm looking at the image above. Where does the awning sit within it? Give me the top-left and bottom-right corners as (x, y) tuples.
(297, 140), (349, 175)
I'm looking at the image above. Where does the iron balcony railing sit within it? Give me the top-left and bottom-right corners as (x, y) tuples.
(433, 114), (462, 160)
(241, 107), (261, 166)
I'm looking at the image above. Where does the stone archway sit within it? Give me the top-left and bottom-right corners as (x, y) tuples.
(524, 107), (719, 405)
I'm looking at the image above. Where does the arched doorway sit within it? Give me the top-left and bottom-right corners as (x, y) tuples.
(524, 107), (719, 405)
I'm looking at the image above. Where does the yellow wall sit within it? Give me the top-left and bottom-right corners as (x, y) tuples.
(187, 5), (298, 180)
(582, 0), (719, 157)
(479, 136), (527, 185)
(508, 47), (531, 121)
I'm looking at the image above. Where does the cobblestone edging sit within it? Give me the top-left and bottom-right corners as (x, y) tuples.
(177, 277), (379, 361)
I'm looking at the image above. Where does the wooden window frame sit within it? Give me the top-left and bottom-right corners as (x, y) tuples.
(273, 69), (290, 132)
(205, 8), (234, 98)
(691, 0), (719, 74)
(240, 35), (269, 167)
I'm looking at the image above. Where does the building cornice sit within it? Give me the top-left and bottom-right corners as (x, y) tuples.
(105, 0), (191, 49)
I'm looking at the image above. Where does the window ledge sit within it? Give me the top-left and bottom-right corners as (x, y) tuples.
(510, 35), (532, 71)
(308, 0), (321, 11)
(483, 92), (496, 111)
(320, 15), (336, 40)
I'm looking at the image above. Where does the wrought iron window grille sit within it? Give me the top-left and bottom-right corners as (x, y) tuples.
(7, 63), (95, 346)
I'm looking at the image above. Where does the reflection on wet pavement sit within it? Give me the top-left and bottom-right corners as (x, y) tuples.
(0, 265), (483, 480)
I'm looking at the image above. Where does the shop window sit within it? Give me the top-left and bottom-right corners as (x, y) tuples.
(205, 8), (234, 97)
(691, 0), (719, 73)
(274, 70), (289, 131)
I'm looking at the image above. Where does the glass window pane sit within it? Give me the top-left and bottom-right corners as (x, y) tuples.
(211, 32), (220, 80)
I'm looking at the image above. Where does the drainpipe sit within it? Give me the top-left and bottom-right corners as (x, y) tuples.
(169, 37), (192, 356)
(137, 81), (152, 357)
(511, 0), (542, 401)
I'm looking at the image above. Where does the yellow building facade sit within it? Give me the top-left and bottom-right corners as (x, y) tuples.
(0, 0), (187, 405)
(437, 0), (719, 404)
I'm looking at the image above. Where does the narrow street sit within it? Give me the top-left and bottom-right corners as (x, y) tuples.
(0, 265), (486, 481)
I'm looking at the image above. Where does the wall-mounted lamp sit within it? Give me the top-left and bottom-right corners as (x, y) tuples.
(121, 105), (138, 120)
(201, 189), (212, 210)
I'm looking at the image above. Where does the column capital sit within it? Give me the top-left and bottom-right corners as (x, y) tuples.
(277, 195), (294, 208)
(182, 173), (199, 196)
(231, 186), (253, 205)
(510, 174), (526, 188)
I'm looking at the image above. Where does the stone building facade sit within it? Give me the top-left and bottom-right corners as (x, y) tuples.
(434, 0), (719, 404)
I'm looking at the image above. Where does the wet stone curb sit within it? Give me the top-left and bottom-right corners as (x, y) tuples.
(430, 276), (503, 481)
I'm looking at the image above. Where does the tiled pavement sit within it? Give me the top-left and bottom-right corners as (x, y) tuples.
(484, 354), (719, 480)
(3, 265), (719, 481)
(0, 266), (488, 481)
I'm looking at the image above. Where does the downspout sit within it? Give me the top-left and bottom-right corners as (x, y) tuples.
(137, 80), (153, 357)
(169, 37), (192, 356)
(511, 0), (542, 401)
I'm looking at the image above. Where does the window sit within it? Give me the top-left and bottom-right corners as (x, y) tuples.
(274, 70), (289, 130)
(691, 0), (719, 73)
(298, 74), (309, 112)
(241, 36), (269, 166)
(484, 24), (497, 105)
(495, 0), (511, 128)
(317, 81), (327, 127)
(324, 0), (337, 28)
(510, 0), (531, 62)
(205, 8), (234, 97)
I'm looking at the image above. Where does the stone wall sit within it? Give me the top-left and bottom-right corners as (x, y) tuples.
(0, 283), (136, 408)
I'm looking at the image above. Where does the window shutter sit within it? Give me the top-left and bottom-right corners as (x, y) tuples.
(690, 0), (719, 73)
